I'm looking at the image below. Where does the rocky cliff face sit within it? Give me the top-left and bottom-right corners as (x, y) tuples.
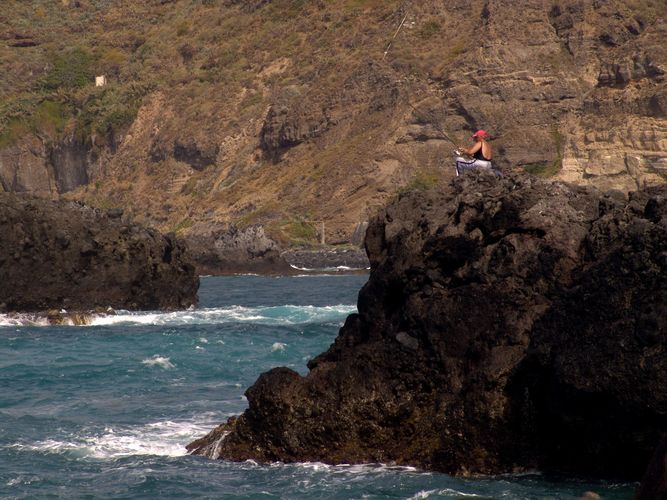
(2, 1), (664, 266)
(188, 172), (667, 479)
(0, 194), (198, 312)
(410, 0), (667, 190)
(0, 133), (113, 197)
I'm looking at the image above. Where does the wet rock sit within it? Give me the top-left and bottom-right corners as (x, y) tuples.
(0, 193), (198, 312)
(46, 309), (91, 325)
(189, 172), (667, 479)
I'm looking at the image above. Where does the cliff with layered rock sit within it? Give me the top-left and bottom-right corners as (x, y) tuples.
(0, 193), (198, 312)
(188, 171), (667, 479)
(1, 0), (665, 271)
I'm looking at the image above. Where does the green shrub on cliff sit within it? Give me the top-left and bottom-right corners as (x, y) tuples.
(32, 100), (70, 136)
(43, 48), (93, 90)
(398, 170), (439, 195)
(0, 119), (30, 149)
(76, 83), (151, 139)
(0, 99), (71, 148)
(284, 219), (317, 244)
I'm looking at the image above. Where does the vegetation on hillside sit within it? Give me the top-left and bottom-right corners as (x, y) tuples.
(1, 0), (479, 229)
(0, 0), (462, 145)
(1, 0), (665, 243)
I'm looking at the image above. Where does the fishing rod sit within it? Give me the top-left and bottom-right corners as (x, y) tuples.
(407, 103), (460, 148)
(407, 103), (468, 175)
(382, 0), (412, 60)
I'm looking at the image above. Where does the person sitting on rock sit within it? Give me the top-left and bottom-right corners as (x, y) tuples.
(454, 130), (500, 176)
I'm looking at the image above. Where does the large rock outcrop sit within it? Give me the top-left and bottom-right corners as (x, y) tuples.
(0, 193), (198, 311)
(189, 172), (667, 479)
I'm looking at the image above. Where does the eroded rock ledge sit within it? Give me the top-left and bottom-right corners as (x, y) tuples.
(188, 172), (667, 479)
(0, 194), (198, 312)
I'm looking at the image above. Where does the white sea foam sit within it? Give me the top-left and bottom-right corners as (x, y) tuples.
(88, 304), (356, 327)
(0, 304), (356, 328)
(10, 416), (222, 459)
(289, 264), (369, 272)
(0, 314), (50, 327)
(409, 490), (436, 499)
(408, 489), (483, 499)
(141, 355), (175, 369)
(266, 462), (419, 474)
(271, 342), (287, 352)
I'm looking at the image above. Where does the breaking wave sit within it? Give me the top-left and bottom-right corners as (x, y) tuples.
(141, 355), (175, 369)
(9, 416), (222, 459)
(289, 265), (369, 272)
(0, 304), (357, 328)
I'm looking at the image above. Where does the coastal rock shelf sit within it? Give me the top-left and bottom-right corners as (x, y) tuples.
(0, 194), (198, 312)
(189, 172), (667, 478)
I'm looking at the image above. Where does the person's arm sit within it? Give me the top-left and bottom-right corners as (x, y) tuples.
(460, 142), (481, 156)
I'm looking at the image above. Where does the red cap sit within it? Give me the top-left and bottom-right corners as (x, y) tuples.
(473, 130), (490, 139)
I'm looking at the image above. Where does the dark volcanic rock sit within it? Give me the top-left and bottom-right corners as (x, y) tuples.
(186, 223), (292, 275)
(188, 172), (667, 478)
(0, 194), (198, 312)
(635, 438), (667, 499)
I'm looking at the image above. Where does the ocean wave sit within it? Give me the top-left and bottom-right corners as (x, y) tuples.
(271, 342), (287, 352)
(0, 314), (50, 327)
(90, 304), (356, 327)
(289, 264), (369, 272)
(0, 304), (357, 328)
(408, 489), (484, 499)
(9, 417), (222, 459)
(141, 355), (175, 369)
(261, 461), (420, 474)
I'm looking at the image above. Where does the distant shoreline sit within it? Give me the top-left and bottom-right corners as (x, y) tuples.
(192, 246), (370, 277)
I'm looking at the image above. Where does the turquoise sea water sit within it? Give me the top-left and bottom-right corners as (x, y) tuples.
(1, 275), (635, 499)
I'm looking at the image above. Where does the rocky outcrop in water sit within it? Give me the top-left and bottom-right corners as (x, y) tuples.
(0, 194), (198, 312)
(186, 222), (369, 275)
(186, 223), (292, 275)
(189, 171), (667, 479)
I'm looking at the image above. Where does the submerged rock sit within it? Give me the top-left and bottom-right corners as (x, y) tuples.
(0, 194), (198, 312)
(189, 172), (667, 478)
